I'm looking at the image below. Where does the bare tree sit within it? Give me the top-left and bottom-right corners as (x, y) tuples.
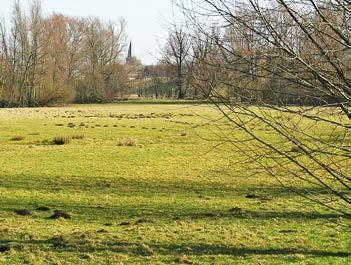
(141, 64), (175, 98)
(77, 18), (127, 103)
(178, 0), (350, 217)
(161, 24), (191, 99)
(0, 0), (129, 106)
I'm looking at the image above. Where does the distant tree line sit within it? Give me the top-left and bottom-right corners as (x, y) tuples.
(157, 1), (350, 105)
(138, 64), (176, 98)
(0, 0), (129, 107)
(1, 0), (349, 106)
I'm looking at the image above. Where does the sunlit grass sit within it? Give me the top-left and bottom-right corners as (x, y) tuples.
(0, 104), (349, 264)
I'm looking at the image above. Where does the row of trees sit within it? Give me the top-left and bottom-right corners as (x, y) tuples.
(161, 0), (350, 105)
(0, 1), (129, 107)
(166, 0), (350, 217)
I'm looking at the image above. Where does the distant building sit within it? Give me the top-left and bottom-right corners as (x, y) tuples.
(125, 41), (143, 80)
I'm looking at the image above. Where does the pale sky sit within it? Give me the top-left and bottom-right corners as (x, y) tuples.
(0, 0), (177, 65)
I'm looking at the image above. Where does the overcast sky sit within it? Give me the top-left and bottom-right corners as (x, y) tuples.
(1, 0), (177, 65)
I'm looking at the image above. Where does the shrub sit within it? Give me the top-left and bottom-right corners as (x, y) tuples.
(52, 136), (71, 145)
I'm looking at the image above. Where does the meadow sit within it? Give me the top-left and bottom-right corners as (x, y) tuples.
(0, 103), (349, 264)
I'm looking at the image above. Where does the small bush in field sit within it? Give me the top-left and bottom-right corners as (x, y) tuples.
(52, 136), (71, 145)
(117, 138), (137, 147)
(11, 135), (25, 141)
(71, 134), (85, 140)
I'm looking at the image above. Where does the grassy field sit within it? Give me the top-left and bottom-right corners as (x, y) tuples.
(0, 104), (349, 265)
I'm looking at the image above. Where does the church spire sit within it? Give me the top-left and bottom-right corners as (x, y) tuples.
(126, 41), (132, 62)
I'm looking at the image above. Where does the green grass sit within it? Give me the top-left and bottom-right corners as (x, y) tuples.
(0, 104), (349, 264)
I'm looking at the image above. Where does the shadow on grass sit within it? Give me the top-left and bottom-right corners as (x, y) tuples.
(0, 174), (340, 199)
(0, 240), (349, 258)
(1, 174), (349, 222)
(182, 210), (347, 220)
(1, 202), (347, 221)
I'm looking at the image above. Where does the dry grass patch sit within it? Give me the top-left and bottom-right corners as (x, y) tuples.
(176, 255), (195, 264)
(137, 243), (154, 256)
(117, 138), (137, 147)
(11, 135), (25, 141)
(67, 123), (76, 128)
(71, 134), (85, 140)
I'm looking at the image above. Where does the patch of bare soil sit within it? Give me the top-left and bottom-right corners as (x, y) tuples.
(0, 245), (11, 253)
(14, 209), (32, 216)
(49, 210), (71, 219)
